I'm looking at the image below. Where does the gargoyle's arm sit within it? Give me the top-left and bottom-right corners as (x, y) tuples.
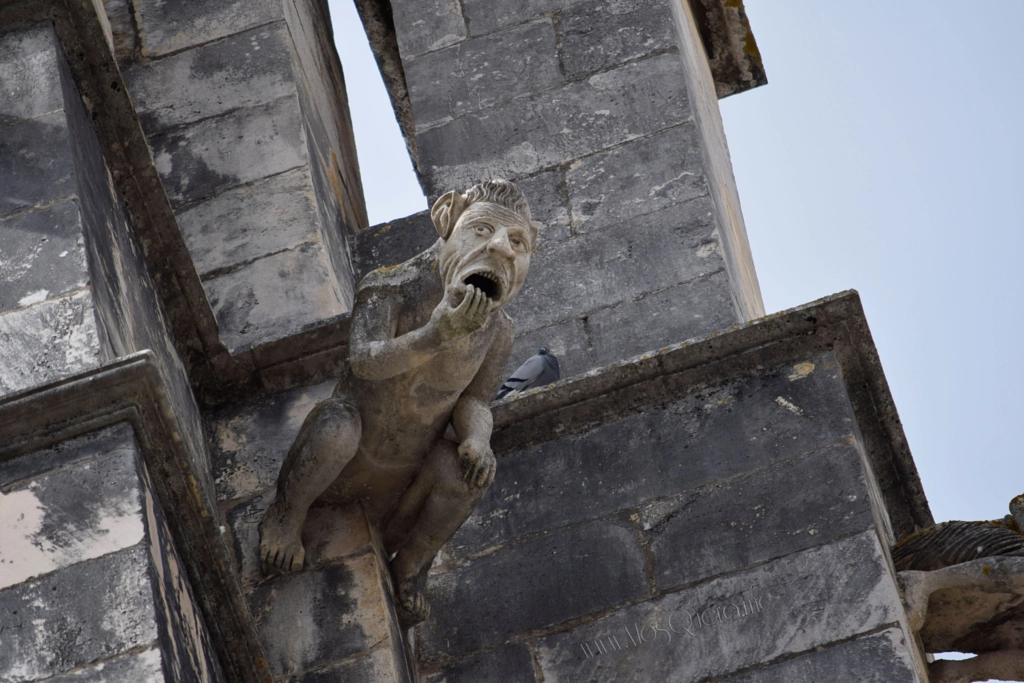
(452, 315), (514, 445)
(350, 274), (492, 381)
(348, 282), (438, 381)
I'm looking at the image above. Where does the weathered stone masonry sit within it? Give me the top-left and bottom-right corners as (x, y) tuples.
(0, 1), (936, 682)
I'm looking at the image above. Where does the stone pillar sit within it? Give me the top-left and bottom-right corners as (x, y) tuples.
(361, 0), (765, 378)
(0, 424), (224, 682)
(108, 0), (368, 353)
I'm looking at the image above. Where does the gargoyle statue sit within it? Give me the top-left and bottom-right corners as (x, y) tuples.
(896, 494), (1024, 683)
(257, 179), (538, 627)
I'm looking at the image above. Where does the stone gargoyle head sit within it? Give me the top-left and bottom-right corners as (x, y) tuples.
(432, 179), (540, 311)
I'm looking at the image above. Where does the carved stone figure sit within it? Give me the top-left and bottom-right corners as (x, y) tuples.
(896, 494), (1024, 683)
(258, 179), (538, 626)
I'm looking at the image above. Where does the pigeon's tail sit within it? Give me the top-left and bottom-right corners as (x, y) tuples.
(494, 375), (529, 401)
(494, 348), (560, 401)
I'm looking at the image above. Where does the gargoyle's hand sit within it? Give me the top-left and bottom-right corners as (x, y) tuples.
(458, 439), (496, 489)
(431, 283), (491, 344)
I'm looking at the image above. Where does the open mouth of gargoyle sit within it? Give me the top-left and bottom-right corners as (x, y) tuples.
(463, 271), (503, 300)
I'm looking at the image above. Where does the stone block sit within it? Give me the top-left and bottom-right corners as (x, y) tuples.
(134, 0), (284, 58)
(647, 440), (878, 590)
(558, 0), (678, 80)
(0, 422), (135, 490)
(451, 354), (856, 556)
(0, 290), (102, 399)
(513, 169), (571, 243)
(0, 24), (62, 125)
(124, 23), (296, 132)
(283, 0), (367, 235)
(565, 123), (709, 234)
(225, 490), (273, 588)
(405, 20), (562, 131)
(462, 0), (579, 36)
(204, 243), (345, 353)
(150, 95), (306, 207)
(391, 0), (467, 59)
(0, 111), (75, 218)
(424, 643), (537, 682)
(0, 200), (88, 314)
(286, 645), (412, 683)
(586, 269), (737, 365)
(176, 168), (321, 276)
(351, 211), (438, 279)
(210, 379), (335, 502)
(417, 519), (648, 662)
(505, 318), (590, 382)
(417, 53), (690, 195)
(719, 628), (921, 682)
(0, 545), (158, 683)
(138, 464), (225, 683)
(45, 646), (165, 682)
(503, 195), (718, 333)
(534, 531), (904, 682)
(249, 552), (392, 677)
(302, 504), (376, 568)
(0, 446), (144, 590)
(226, 493), (374, 590)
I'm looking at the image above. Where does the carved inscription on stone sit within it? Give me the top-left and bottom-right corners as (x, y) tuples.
(579, 591), (778, 660)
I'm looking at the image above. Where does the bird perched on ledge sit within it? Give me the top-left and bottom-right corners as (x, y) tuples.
(494, 346), (560, 400)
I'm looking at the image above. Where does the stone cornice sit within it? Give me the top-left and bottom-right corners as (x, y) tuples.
(687, 0), (768, 98)
(0, 351), (271, 683)
(491, 290), (932, 540)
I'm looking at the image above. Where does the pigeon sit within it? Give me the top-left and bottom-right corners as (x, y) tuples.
(494, 346), (561, 400)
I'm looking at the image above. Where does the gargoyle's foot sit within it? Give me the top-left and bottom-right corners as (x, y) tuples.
(258, 503), (306, 574)
(395, 578), (430, 629)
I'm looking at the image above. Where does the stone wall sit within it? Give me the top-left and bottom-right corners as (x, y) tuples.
(418, 351), (921, 681)
(109, 0), (366, 353)
(0, 24), (104, 397)
(353, 0), (765, 381)
(203, 293), (931, 682)
(408, 293), (930, 681)
(0, 424), (223, 683)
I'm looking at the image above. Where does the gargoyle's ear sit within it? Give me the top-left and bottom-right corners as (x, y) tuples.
(431, 190), (467, 240)
(530, 221), (542, 253)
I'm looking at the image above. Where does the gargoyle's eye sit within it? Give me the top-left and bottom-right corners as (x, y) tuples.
(474, 223), (493, 236)
(510, 236), (526, 251)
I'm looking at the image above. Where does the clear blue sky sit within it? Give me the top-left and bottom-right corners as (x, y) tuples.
(327, 0), (1024, 527)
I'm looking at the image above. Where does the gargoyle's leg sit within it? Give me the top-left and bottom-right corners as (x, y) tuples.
(388, 440), (488, 626)
(259, 398), (362, 573)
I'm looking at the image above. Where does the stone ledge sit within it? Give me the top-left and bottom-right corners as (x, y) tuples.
(687, 0), (767, 98)
(0, 351), (270, 683)
(489, 290), (932, 539)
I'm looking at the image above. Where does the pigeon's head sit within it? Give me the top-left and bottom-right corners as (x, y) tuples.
(432, 180), (540, 311)
(538, 346), (550, 355)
